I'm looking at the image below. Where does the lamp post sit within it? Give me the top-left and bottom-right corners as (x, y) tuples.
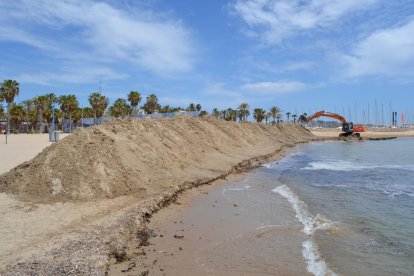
(50, 103), (55, 142)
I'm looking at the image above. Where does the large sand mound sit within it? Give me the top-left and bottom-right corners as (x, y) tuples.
(0, 117), (315, 202)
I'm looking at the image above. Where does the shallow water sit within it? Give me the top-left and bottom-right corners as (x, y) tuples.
(265, 138), (414, 275)
(119, 138), (414, 275)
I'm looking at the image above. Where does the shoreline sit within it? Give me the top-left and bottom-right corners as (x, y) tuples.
(108, 146), (312, 275)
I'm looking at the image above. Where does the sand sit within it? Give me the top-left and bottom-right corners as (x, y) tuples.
(0, 117), (316, 274)
(0, 133), (68, 175)
(1, 117), (315, 202)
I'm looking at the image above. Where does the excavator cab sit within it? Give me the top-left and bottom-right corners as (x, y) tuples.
(342, 122), (354, 134)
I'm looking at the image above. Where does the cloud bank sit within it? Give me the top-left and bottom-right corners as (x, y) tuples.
(232, 0), (379, 44)
(0, 0), (195, 84)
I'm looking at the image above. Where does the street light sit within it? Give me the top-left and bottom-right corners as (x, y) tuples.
(50, 103), (55, 142)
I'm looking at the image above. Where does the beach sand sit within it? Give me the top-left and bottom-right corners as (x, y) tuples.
(0, 118), (316, 274)
(0, 133), (135, 268)
(0, 133), (67, 174)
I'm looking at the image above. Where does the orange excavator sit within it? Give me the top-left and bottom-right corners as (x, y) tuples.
(298, 111), (366, 137)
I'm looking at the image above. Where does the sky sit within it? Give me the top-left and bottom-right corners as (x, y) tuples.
(1, 0), (414, 124)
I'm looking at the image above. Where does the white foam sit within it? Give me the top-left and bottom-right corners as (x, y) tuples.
(302, 160), (414, 172)
(263, 162), (278, 168)
(273, 184), (336, 276)
(303, 240), (336, 276)
(227, 184), (251, 191)
(256, 224), (285, 230)
(273, 185), (318, 235)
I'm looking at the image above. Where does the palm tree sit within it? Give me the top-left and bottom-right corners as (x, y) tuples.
(72, 108), (82, 126)
(81, 107), (94, 118)
(0, 80), (19, 137)
(159, 105), (173, 113)
(265, 112), (272, 124)
(10, 103), (25, 133)
(211, 108), (221, 119)
(0, 104), (4, 120)
(142, 94), (160, 114)
(286, 112), (291, 122)
(53, 108), (64, 131)
(59, 95), (79, 133)
(276, 114), (282, 124)
(21, 99), (36, 133)
(199, 110), (208, 117)
(238, 103), (250, 122)
(253, 108), (266, 123)
(34, 93), (58, 131)
(96, 97), (109, 123)
(237, 109), (243, 122)
(127, 91), (142, 116)
(225, 108), (237, 121)
(270, 106), (282, 124)
(187, 103), (196, 111)
(292, 114), (297, 124)
(89, 92), (109, 125)
(109, 98), (131, 118)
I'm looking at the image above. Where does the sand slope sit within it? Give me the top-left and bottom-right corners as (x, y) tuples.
(0, 117), (315, 203)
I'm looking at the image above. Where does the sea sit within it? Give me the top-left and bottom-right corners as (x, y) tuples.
(263, 138), (414, 275)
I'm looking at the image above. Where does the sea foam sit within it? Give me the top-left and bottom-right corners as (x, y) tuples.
(302, 160), (414, 172)
(273, 184), (337, 276)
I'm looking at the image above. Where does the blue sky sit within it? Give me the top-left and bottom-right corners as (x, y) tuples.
(1, 0), (414, 124)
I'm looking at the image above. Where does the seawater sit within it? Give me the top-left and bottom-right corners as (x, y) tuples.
(266, 138), (414, 275)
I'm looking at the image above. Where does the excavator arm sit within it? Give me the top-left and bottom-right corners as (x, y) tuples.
(299, 110), (347, 124)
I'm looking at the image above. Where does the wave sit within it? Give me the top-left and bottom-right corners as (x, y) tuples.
(226, 184), (251, 191)
(302, 160), (414, 172)
(273, 185), (337, 276)
(263, 151), (305, 169)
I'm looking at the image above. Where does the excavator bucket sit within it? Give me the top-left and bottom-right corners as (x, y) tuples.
(298, 115), (308, 123)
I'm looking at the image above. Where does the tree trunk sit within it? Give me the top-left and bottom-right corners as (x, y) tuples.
(94, 110), (97, 125)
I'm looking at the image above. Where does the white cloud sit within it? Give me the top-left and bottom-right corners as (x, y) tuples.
(232, 0), (379, 43)
(343, 20), (414, 79)
(16, 67), (128, 86)
(0, 0), (195, 77)
(241, 81), (309, 94)
(0, 26), (54, 51)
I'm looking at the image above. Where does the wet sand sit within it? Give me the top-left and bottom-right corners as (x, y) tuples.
(109, 174), (311, 276)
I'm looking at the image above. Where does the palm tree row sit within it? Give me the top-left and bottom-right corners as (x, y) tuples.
(1, 80), (211, 133)
(1, 79), (305, 135)
(210, 104), (286, 124)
